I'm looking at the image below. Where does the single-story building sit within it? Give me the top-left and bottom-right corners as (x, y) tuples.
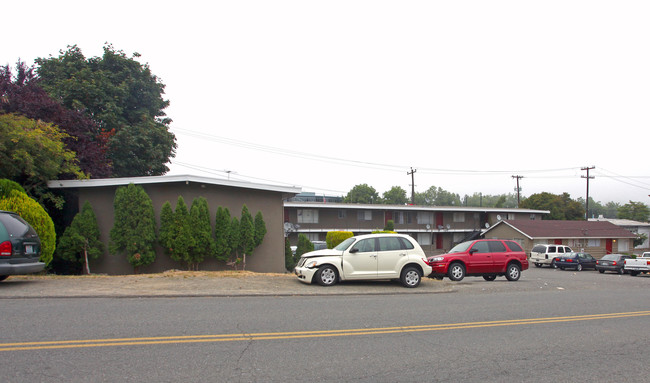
(48, 175), (300, 274)
(483, 220), (637, 258)
(589, 216), (650, 252)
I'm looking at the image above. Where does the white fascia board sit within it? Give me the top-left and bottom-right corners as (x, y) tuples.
(284, 202), (549, 215)
(47, 175), (302, 194)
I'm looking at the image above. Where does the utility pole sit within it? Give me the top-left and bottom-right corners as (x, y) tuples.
(407, 167), (417, 205)
(581, 166), (595, 220)
(512, 175), (523, 208)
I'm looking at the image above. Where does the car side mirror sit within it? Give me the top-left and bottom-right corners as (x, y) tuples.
(469, 248), (477, 255)
(349, 248), (359, 253)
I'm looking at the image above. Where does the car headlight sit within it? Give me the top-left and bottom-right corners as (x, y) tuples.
(428, 256), (445, 263)
(305, 260), (319, 268)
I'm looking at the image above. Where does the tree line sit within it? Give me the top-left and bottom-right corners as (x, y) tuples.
(343, 184), (650, 221)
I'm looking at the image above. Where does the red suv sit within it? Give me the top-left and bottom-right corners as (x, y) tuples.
(428, 239), (528, 282)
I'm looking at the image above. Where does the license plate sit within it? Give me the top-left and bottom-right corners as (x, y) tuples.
(25, 245), (34, 254)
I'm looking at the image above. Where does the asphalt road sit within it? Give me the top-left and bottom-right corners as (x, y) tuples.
(1, 267), (649, 382)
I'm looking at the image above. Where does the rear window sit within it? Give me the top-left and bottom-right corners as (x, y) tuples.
(532, 245), (546, 253)
(505, 241), (523, 252)
(0, 213), (32, 237)
(600, 254), (617, 261)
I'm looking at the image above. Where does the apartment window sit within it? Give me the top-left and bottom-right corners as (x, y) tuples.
(393, 211), (404, 224)
(357, 210), (372, 221)
(453, 212), (465, 222)
(507, 213), (515, 220)
(306, 233), (320, 242)
(297, 209), (318, 223)
(417, 233), (432, 246)
(338, 210), (347, 219)
(617, 240), (629, 252)
(417, 212), (433, 225)
(587, 239), (601, 247)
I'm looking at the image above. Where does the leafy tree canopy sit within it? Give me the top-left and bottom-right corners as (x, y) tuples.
(35, 44), (177, 177)
(382, 186), (408, 205)
(415, 186), (462, 206)
(0, 62), (111, 178)
(617, 201), (650, 222)
(520, 192), (583, 220)
(0, 113), (85, 208)
(344, 184), (379, 204)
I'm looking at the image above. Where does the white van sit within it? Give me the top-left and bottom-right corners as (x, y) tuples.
(530, 244), (572, 267)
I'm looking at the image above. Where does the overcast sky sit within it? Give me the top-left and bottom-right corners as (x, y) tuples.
(4, 1), (650, 205)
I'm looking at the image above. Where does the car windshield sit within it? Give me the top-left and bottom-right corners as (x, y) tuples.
(600, 254), (618, 260)
(334, 237), (356, 251)
(448, 241), (473, 254)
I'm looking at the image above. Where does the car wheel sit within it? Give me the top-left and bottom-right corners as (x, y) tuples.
(0, 275), (8, 282)
(534, 263), (542, 268)
(483, 275), (497, 281)
(315, 265), (338, 286)
(629, 271), (639, 276)
(598, 269), (605, 274)
(617, 268), (624, 275)
(505, 263), (521, 281)
(551, 260), (557, 268)
(577, 264), (583, 271)
(560, 267), (565, 270)
(400, 266), (422, 288)
(448, 262), (465, 282)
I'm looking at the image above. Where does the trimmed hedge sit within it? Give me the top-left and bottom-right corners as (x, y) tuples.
(326, 231), (354, 249)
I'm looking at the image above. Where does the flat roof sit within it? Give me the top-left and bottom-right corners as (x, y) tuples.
(48, 175), (302, 194)
(284, 201), (549, 214)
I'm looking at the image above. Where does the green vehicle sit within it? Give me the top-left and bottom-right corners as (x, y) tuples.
(0, 211), (45, 281)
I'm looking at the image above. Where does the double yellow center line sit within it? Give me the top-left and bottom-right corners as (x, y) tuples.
(2, 310), (649, 352)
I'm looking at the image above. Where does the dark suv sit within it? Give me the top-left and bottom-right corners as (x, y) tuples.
(0, 210), (45, 281)
(428, 239), (529, 281)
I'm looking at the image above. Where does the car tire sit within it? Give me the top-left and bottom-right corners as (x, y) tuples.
(315, 265), (338, 286)
(505, 263), (521, 281)
(551, 260), (557, 268)
(577, 264), (583, 271)
(448, 262), (465, 282)
(483, 275), (497, 281)
(0, 275), (8, 282)
(629, 271), (639, 276)
(598, 269), (605, 274)
(617, 268), (624, 275)
(400, 266), (422, 288)
(534, 263), (541, 268)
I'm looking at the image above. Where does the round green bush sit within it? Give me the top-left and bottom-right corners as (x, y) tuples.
(0, 190), (56, 265)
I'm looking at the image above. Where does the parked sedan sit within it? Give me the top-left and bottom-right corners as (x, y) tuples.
(596, 253), (631, 274)
(553, 252), (597, 271)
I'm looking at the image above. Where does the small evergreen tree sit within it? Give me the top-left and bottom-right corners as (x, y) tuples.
(189, 197), (214, 270)
(384, 219), (395, 232)
(109, 184), (156, 273)
(56, 201), (104, 274)
(158, 201), (175, 256)
(239, 205), (255, 270)
(285, 237), (294, 271)
(228, 217), (240, 269)
(172, 196), (196, 270)
(253, 211), (267, 248)
(295, 234), (314, 266)
(214, 206), (232, 263)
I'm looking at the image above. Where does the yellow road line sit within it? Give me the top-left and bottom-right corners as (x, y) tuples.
(2, 310), (649, 352)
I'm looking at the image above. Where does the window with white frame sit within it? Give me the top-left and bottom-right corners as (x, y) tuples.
(587, 239), (601, 247)
(297, 209), (318, 223)
(617, 240), (629, 252)
(507, 213), (516, 220)
(453, 212), (465, 222)
(417, 233), (432, 246)
(306, 233), (320, 242)
(393, 211), (404, 224)
(338, 210), (346, 219)
(357, 210), (372, 221)
(417, 212), (433, 225)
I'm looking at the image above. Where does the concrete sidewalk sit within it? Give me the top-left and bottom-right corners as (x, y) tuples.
(0, 270), (454, 298)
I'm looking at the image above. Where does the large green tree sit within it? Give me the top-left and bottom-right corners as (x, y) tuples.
(239, 205), (255, 270)
(382, 186), (408, 205)
(0, 113), (84, 208)
(415, 186), (461, 206)
(520, 192), (583, 220)
(344, 184), (379, 204)
(618, 201), (650, 222)
(109, 184), (156, 273)
(171, 196), (196, 269)
(35, 44), (177, 177)
(56, 201), (104, 274)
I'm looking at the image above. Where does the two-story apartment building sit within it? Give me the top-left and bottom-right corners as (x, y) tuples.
(284, 202), (549, 255)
